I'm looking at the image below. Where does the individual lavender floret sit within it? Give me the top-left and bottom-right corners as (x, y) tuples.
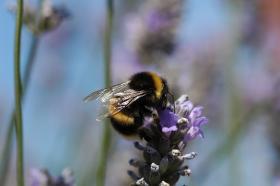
(128, 95), (207, 185)
(9, 0), (70, 35)
(30, 168), (75, 186)
(173, 94), (208, 141)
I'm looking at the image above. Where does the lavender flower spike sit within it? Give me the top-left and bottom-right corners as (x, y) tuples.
(128, 94), (208, 185)
(29, 168), (75, 186)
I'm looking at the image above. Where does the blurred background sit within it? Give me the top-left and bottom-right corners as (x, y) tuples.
(1, 0), (280, 185)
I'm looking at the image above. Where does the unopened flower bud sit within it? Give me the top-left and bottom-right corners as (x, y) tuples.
(160, 181), (170, 186)
(129, 159), (145, 167)
(136, 178), (149, 186)
(179, 152), (197, 160)
(171, 149), (181, 157)
(134, 141), (146, 151)
(150, 163), (159, 172)
(179, 168), (192, 176)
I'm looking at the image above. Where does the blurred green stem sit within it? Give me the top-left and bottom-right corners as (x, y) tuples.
(96, 0), (114, 186)
(13, 0), (24, 184)
(0, 36), (40, 186)
(0, 1), (42, 184)
(0, 118), (14, 186)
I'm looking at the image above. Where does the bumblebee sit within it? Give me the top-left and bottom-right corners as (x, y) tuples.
(84, 71), (172, 136)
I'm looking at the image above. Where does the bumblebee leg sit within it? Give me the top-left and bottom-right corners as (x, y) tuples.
(143, 106), (159, 123)
(167, 92), (175, 112)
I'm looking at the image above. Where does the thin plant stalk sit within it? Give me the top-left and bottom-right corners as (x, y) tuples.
(0, 4), (42, 186)
(0, 118), (14, 186)
(13, 0), (24, 184)
(96, 0), (114, 186)
(0, 36), (40, 186)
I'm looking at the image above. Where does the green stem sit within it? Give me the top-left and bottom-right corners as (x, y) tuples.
(14, 0), (24, 184)
(0, 36), (39, 186)
(0, 118), (14, 186)
(96, 0), (114, 186)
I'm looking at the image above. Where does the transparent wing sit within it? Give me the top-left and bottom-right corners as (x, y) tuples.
(108, 89), (148, 115)
(83, 81), (130, 103)
(84, 81), (150, 121)
(96, 89), (149, 121)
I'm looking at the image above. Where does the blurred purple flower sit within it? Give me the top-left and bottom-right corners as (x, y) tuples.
(147, 10), (168, 32)
(123, 0), (184, 64)
(9, 0), (70, 35)
(30, 169), (49, 186)
(29, 168), (75, 186)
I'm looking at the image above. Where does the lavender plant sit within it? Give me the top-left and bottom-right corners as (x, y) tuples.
(124, 0), (184, 64)
(0, 1), (69, 185)
(96, 0), (114, 185)
(13, 0), (24, 184)
(9, 0), (70, 35)
(29, 168), (75, 186)
(128, 95), (208, 185)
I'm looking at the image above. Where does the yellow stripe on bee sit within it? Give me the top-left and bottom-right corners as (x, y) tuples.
(108, 101), (134, 125)
(148, 72), (163, 99)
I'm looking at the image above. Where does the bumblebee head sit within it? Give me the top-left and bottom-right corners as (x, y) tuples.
(158, 79), (174, 109)
(129, 71), (173, 109)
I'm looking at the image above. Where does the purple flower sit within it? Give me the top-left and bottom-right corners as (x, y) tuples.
(130, 138), (196, 185)
(146, 10), (170, 32)
(30, 169), (49, 186)
(175, 95), (208, 141)
(9, 1), (69, 35)
(130, 94), (207, 185)
(29, 168), (75, 186)
(158, 94), (208, 141)
(185, 116), (208, 140)
(159, 109), (179, 135)
(122, 0), (184, 64)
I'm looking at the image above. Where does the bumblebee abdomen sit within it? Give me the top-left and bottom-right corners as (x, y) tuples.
(110, 110), (135, 124)
(108, 100), (134, 124)
(109, 101), (142, 136)
(110, 116), (141, 136)
(110, 109), (143, 136)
